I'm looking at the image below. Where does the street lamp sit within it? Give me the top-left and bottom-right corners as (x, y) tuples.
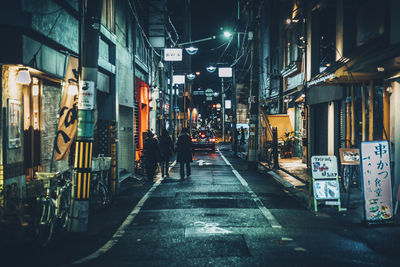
(185, 46), (199, 55)
(206, 65), (217, 73)
(186, 73), (196, 80)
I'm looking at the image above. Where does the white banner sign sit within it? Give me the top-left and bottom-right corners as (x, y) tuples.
(311, 155), (338, 179)
(164, 48), (183, 61)
(225, 100), (231, 109)
(361, 140), (393, 222)
(218, 67), (232, 78)
(78, 81), (95, 110)
(173, 75), (185, 85)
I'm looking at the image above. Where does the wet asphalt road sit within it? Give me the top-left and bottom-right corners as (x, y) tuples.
(79, 147), (399, 266)
(2, 146), (400, 266)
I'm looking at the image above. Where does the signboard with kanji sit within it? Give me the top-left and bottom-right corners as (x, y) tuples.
(311, 156), (339, 179)
(360, 140), (393, 223)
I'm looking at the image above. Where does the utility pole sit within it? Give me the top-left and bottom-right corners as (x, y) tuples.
(69, 0), (102, 232)
(221, 78), (225, 142)
(169, 63), (174, 140)
(247, 0), (260, 170)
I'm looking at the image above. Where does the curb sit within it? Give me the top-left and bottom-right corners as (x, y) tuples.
(258, 162), (310, 208)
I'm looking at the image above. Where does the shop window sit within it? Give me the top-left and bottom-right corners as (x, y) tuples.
(356, 0), (385, 46)
(318, 3), (336, 73)
(102, 0), (115, 32)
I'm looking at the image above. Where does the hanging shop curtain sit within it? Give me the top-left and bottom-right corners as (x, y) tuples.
(54, 56), (79, 161)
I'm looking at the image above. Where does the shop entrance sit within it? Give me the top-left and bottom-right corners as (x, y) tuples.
(23, 77), (41, 180)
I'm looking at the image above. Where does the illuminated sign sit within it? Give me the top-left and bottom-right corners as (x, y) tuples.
(218, 67), (232, 78)
(225, 100), (231, 109)
(164, 48), (183, 61)
(173, 75), (185, 84)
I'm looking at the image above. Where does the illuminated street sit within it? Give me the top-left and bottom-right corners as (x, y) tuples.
(1, 1), (400, 266)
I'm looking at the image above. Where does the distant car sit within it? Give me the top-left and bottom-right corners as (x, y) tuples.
(191, 130), (216, 151)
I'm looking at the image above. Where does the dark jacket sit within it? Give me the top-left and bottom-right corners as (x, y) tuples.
(143, 136), (161, 165)
(159, 134), (174, 161)
(176, 133), (192, 163)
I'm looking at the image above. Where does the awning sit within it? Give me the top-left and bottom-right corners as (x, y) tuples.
(288, 88), (305, 108)
(307, 41), (384, 86)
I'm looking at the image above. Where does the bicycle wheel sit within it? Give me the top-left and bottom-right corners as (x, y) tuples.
(341, 165), (351, 192)
(57, 188), (71, 230)
(97, 182), (110, 207)
(33, 198), (55, 247)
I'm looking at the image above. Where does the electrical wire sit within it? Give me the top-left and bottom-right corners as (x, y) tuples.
(127, 0), (161, 57)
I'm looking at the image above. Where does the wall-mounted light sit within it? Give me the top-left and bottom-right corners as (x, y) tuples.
(16, 68), (31, 84)
(185, 46), (198, 55)
(286, 18), (291, 25)
(158, 61), (164, 69)
(377, 66), (385, 72)
(195, 71), (200, 76)
(32, 77), (39, 96)
(206, 66), (217, 73)
(186, 73), (196, 80)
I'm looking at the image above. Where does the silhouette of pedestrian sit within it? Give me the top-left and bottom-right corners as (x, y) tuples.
(176, 128), (192, 180)
(143, 130), (160, 180)
(159, 128), (174, 178)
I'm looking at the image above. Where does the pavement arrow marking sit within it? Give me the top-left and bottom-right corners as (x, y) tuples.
(218, 150), (282, 229)
(198, 160), (212, 166)
(71, 161), (177, 265)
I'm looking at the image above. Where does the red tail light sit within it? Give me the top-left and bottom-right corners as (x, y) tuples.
(201, 134), (206, 138)
(210, 138), (215, 142)
(191, 138), (197, 142)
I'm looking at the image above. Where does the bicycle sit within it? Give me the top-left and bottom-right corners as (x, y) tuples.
(90, 170), (111, 210)
(33, 172), (58, 247)
(54, 171), (72, 231)
(33, 171), (72, 247)
(341, 164), (360, 192)
(90, 155), (112, 210)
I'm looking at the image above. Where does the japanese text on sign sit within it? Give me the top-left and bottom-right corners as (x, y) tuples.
(361, 141), (393, 222)
(78, 81), (95, 110)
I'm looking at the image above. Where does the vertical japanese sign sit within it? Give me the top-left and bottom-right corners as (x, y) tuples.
(361, 140), (393, 222)
(54, 56), (79, 161)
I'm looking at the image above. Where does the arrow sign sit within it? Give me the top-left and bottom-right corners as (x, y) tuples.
(198, 160), (212, 166)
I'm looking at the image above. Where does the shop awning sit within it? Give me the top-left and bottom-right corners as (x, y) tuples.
(307, 41), (384, 86)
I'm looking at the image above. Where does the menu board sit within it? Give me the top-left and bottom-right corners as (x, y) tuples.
(311, 156), (339, 179)
(360, 141), (393, 222)
(313, 180), (340, 200)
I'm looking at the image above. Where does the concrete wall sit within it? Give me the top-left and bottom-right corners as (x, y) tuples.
(22, 0), (79, 53)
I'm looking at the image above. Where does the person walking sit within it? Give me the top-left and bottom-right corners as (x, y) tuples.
(143, 130), (160, 180)
(176, 128), (192, 180)
(159, 128), (174, 178)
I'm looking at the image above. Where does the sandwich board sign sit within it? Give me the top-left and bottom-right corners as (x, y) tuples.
(360, 140), (393, 224)
(311, 155), (342, 212)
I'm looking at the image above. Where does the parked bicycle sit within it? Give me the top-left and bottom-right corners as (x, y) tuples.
(90, 155), (112, 210)
(90, 169), (111, 210)
(33, 171), (72, 247)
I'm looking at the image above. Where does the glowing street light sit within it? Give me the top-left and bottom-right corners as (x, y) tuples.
(186, 73), (196, 80)
(206, 65), (217, 73)
(223, 31), (233, 38)
(185, 46), (199, 55)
